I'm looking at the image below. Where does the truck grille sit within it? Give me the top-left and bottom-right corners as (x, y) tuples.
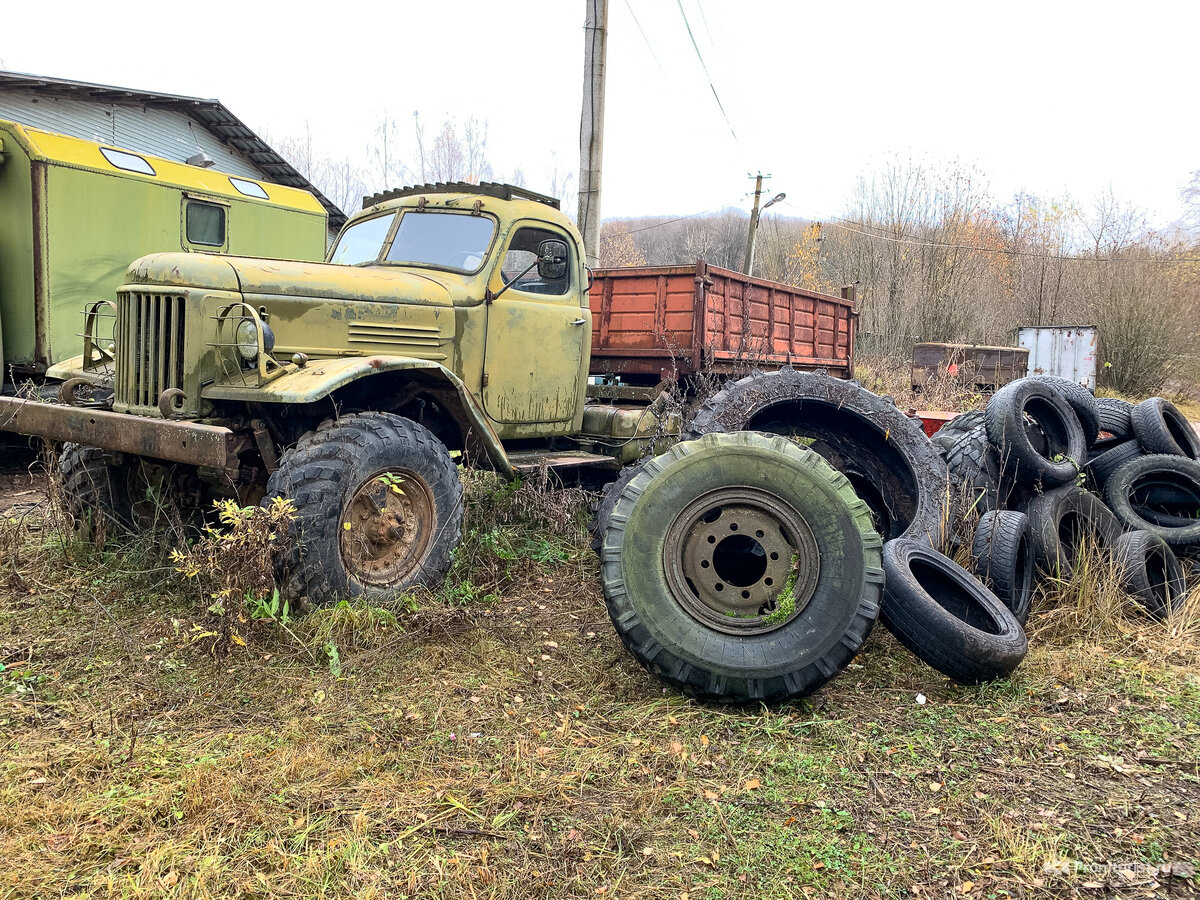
(114, 292), (186, 414)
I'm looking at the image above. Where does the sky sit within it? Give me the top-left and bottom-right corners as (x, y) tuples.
(4, 1), (1197, 226)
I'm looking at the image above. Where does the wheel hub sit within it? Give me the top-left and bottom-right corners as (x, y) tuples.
(664, 486), (821, 634)
(340, 469), (436, 586)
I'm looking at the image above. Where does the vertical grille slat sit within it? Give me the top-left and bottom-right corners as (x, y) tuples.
(114, 291), (187, 415)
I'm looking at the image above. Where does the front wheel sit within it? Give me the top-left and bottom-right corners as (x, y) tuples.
(266, 412), (464, 607)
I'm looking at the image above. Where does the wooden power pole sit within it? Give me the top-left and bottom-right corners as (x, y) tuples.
(743, 173), (766, 276)
(578, 0), (609, 268)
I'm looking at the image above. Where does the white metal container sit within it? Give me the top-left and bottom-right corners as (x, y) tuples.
(1015, 325), (1098, 391)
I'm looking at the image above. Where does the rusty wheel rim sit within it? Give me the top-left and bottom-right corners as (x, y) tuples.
(663, 486), (821, 635)
(340, 468), (437, 586)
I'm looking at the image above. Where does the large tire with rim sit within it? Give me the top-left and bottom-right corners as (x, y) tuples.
(880, 538), (1028, 684)
(984, 380), (1086, 487)
(686, 368), (947, 545)
(1130, 398), (1200, 459)
(1021, 485), (1123, 578)
(1103, 454), (1200, 548)
(598, 431), (884, 704)
(970, 510), (1035, 625)
(265, 412), (464, 607)
(1112, 531), (1188, 621)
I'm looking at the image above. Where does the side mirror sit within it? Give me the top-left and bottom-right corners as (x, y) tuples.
(537, 239), (569, 281)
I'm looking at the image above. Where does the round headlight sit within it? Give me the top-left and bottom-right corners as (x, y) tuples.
(235, 318), (259, 361)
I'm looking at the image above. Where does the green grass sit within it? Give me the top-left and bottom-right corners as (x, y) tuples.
(0, 474), (1198, 899)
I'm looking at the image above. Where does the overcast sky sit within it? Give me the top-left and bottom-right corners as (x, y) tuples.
(4, 1), (1197, 226)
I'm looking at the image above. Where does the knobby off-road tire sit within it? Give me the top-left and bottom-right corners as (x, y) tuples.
(588, 459), (649, 554)
(266, 412), (464, 607)
(599, 432), (884, 704)
(940, 423), (1035, 518)
(984, 380), (1086, 487)
(1103, 454), (1200, 548)
(881, 539), (1028, 685)
(1112, 531), (1188, 621)
(1022, 485), (1123, 579)
(970, 510), (1035, 626)
(1130, 398), (1200, 459)
(1028, 376), (1101, 447)
(932, 410), (985, 453)
(686, 368), (948, 545)
(59, 443), (205, 541)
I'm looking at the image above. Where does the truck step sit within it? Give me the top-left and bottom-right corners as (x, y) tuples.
(507, 450), (618, 472)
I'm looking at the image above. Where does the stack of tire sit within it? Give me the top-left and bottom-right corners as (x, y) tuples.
(936, 376), (1199, 626)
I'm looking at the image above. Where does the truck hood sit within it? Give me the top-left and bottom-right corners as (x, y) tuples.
(126, 253), (461, 306)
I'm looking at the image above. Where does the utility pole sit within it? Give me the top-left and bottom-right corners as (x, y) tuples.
(742, 173), (766, 275)
(743, 173), (785, 277)
(578, 0), (608, 268)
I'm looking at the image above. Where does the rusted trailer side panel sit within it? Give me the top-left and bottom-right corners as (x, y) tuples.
(589, 262), (856, 379)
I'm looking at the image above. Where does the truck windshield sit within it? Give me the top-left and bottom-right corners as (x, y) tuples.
(329, 213), (396, 266)
(385, 211), (495, 273)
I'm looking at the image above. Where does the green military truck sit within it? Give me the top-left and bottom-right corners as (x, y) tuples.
(0, 181), (947, 703)
(0, 120), (328, 384)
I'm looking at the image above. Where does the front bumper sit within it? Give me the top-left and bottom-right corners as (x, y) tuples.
(0, 396), (234, 468)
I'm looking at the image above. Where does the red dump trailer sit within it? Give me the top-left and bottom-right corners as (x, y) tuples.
(588, 261), (857, 381)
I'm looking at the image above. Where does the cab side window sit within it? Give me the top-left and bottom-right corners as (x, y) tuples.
(502, 227), (570, 296)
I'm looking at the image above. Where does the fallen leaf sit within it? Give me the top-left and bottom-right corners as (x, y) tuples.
(703, 790), (719, 801)
(744, 778), (761, 790)
(700, 734), (710, 748)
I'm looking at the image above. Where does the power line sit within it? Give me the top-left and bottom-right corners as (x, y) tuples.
(623, 0), (665, 73)
(676, 0), (737, 142)
(623, 209), (718, 233)
(776, 201), (1200, 264)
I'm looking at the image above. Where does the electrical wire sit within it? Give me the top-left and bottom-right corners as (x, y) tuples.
(776, 201), (1200, 264)
(622, 209), (719, 233)
(623, 0), (665, 73)
(676, 0), (737, 142)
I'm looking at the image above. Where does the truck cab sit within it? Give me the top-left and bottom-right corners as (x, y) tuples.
(47, 182), (593, 464)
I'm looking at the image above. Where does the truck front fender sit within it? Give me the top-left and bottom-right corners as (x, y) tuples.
(202, 356), (513, 476)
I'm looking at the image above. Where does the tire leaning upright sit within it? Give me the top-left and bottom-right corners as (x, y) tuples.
(599, 431), (884, 704)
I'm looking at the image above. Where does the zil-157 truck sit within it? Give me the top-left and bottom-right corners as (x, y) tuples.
(0, 181), (947, 703)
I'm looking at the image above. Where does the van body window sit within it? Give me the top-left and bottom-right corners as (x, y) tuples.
(186, 200), (226, 246)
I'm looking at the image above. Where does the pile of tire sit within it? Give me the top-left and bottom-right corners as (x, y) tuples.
(936, 376), (1198, 626)
(590, 369), (1036, 704)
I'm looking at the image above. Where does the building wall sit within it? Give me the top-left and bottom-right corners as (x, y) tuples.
(0, 90), (261, 178)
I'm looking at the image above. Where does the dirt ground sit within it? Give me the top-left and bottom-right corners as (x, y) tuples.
(1, 469), (1198, 900)
(0, 442), (46, 517)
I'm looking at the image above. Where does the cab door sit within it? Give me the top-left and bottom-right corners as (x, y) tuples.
(481, 223), (587, 426)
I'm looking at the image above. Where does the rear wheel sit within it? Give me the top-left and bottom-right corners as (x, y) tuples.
(598, 431), (883, 703)
(266, 412), (464, 607)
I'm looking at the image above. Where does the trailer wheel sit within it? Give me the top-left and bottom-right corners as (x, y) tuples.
(598, 432), (883, 704)
(686, 369), (948, 545)
(266, 412), (464, 607)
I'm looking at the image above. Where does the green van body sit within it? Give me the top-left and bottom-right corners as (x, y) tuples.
(0, 120), (328, 381)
